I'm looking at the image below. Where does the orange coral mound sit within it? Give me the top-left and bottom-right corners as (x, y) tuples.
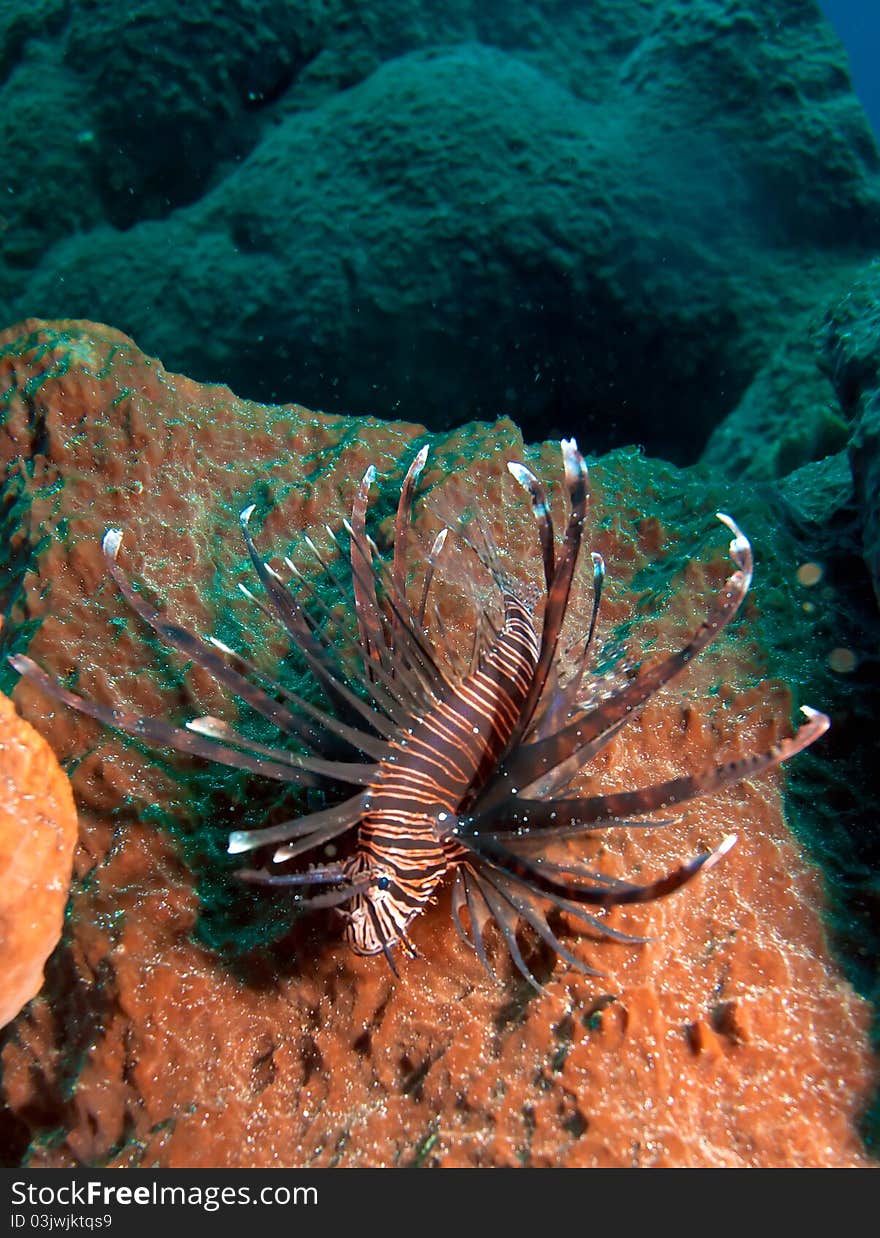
(0, 319), (876, 1166)
(0, 690), (77, 1028)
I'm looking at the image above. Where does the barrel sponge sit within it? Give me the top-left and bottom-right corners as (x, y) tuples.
(0, 690), (77, 1028)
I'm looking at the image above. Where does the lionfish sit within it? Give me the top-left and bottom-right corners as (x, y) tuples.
(10, 439), (827, 987)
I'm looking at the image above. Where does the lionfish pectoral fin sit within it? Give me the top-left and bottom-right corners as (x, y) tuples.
(479, 854), (650, 946)
(398, 929), (420, 960)
(391, 444), (430, 639)
(507, 460), (556, 592)
(471, 706), (829, 842)
(347, 464), (399, 680)
(455, 862), (594, 992)
(454, 828), (738, 909)
(227, 791), (365, 857)
(497, 440), (590, 759)
(237, 505), (396, 737)
(450, 871), (477, 952)
(236, 861), (348, 891)
(476, 511), (760, 815)
(417, 526), (448, 629)
(235, 869), (371, 911)
(8, 655), (338, 788)
(382, 943), (400, 977)
(458, 866), (502, 981)
(585, 550), (606, 654)
(468, 858), (607, 983)
(471, 870), (547, 993)
(94, 528), (383, 792)
(346, 465), (448, 703)
(528, 549), (608, 746)
(715, 511), (752, 580)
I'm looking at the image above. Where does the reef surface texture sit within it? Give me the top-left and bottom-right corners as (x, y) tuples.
(814, 259), (880, 608)
(0, 321), (876, 1167)
(1, 1), (879, 461)
(0, 690), (77, 1030)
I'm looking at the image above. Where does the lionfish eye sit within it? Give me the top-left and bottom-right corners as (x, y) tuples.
(376, 876), (391, 891)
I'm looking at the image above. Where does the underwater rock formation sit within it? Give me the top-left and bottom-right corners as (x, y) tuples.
(701, 257), (880, 615)
(0, 320), (876, 1166)
(2, 2), (879, 461)
(700, 333), (847, 484)
(0, 689), (77, 1029)
(813, 260), (880, 608)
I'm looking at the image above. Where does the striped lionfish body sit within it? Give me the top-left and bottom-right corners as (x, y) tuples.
(344, 585), (540, 957)
(11, 439), (829, 987)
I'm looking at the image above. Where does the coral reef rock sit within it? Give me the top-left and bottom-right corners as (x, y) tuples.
(2, 2), (880, 461)
(0, 319), (876, 1167)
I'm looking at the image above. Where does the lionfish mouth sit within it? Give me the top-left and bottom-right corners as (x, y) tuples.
(10, 438), (829, 991)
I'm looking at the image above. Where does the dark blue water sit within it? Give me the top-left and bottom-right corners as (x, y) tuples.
(819, 0), (880, 137)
